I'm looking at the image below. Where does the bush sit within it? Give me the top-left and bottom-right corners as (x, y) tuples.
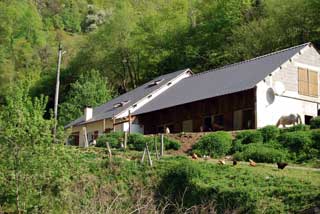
(233, 143), (287, 163)
(258, 125), (279, 142)
(310, 116), (320, 129)
(127, 133), (150, 151)
(162, 137), (181, 150)
(235, 130), (263, 144)
(96, 131), (124, 148)
(282, 124), (309, 132)
(230, 140), (245, 153)
(311, 130), (320, 150)
(193, 131), (232, 158)
(278, 131), (312, 153)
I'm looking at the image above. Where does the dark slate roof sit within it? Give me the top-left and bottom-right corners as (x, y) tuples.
(66, 69), (190, 127)
(133, 43), (310, 115)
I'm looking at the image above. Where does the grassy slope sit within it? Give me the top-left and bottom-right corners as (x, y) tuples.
(73, 147), (320, 213)
(1, 146), (319, 213)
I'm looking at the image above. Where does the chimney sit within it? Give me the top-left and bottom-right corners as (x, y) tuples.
(84, 106), (93, 121)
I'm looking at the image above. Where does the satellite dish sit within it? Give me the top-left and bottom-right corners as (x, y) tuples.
(266, 88), (275, 104)
(274, 81), (286, 95)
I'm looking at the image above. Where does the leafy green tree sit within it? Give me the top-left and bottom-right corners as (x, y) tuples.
(59, 69), (112, 126)
(0, 1), (45, 100)
(0, 82), (54, 212)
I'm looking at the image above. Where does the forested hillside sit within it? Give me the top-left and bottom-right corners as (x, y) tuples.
(0, 0), (319, 125)
(1, 1), (320, 213)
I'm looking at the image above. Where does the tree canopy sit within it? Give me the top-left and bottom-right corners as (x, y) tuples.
(0, 0), (319, 124)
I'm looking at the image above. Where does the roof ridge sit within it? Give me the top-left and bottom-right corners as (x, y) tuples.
(190, 42), (310, 78)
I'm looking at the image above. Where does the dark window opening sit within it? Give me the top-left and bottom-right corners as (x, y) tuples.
(213, 115), (224, 130)
(157, 126), (164, 133)
(305, 115), (313, 125)
(242, 109), (254, 129)
(94, 131), (99, 140)
(69, 132), (79, 146)
(203, 117), (213, 132)
(104, 128), (112, 133)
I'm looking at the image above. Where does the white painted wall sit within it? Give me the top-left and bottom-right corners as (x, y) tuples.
(256, 81), (318, 127)
(256, 45), (320, 128)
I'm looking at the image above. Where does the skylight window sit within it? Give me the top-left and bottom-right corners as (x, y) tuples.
(148, 79), (164, 87)
(113, 100), (130, 108)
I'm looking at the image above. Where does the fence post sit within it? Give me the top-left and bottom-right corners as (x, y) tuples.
(154, 135), (159, 160)
(146, 143), (153, 166)
(141, 147), (146, 163)
(160, 134), (164, 157)
(124, 132), (128, 149)
(106, 141), (112, 161)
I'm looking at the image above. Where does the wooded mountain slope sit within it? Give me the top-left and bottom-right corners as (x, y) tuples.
(0, 0), (319, 125)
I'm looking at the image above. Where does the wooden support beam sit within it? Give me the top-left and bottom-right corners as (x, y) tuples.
(112, 117), (116, 132)
(124, 132), (128, 149)
(83, 127), (89, 148)
(113, 120), (130, 126)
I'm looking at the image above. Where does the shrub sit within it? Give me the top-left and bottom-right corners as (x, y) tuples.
(258, 125), (279, 142)
(96, 131), (124, 148)
(193, 131), (232, 158)
(235, 130), (263, 144)
(128, 133), (150, 151)
(233, 143), (287, 163)
(282, 124), (309, 132)
(230, 140), (245, 153)
(278, 131), (312, 153)
(163, 137), (181, 150)
(310, 116), (320, 129)
(311, 130), (320, 150)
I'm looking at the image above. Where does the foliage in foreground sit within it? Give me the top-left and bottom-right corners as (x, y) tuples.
(157, 159), (320, 213)
(0, 145), (319, 214)
(0, 83), (67, 213)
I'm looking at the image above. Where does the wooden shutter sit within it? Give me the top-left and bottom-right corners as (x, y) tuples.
(308, 70), (318, 97)
(298, 68), (309, 95)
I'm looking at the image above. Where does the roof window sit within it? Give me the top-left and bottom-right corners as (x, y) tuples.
(148, 79), (164, 87)
(113, 100), (130, 108)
